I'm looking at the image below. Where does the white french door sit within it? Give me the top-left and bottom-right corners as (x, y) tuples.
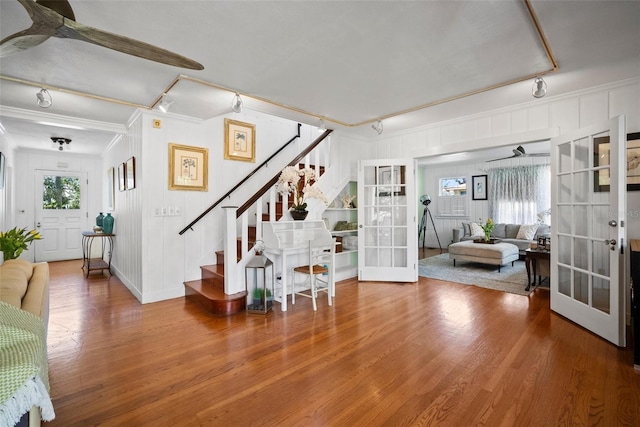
(550, 115), (626, 346)
(34, 170), (87, 262)
(357, 159), (417, 282)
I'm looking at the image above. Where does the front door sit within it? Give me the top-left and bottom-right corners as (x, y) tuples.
(34, 170), (87, 261)
(550, 115), (626, 346)
(357, 159), (417, 282)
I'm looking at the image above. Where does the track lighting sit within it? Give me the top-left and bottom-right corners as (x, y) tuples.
(532, 77), (547, 98)
(372, 120), (383, 135)
(158, 94), (173, 113)
(36, 88), (52, 108)
(51, 137), (71, 151)
(232, 93), (243, 113)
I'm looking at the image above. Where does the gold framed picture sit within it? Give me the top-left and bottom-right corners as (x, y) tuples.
(169, 143), (208, 191)
(224, 118), (256, 162)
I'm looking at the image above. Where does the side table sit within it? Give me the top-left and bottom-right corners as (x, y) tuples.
(81, 231), (114, 277)
(525, 248), (550, 291)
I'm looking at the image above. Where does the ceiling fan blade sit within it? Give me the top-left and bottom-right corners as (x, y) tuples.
(526, 153), (550, 157)
(60, 18), (204, 70)
(6, 0), (203, 70)
(486, 155), (516, 162)
(1, 0), (61, 57)
(0, 28), (51, 57)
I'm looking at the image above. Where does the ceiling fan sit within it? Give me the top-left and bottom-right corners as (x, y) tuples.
(487, 145), (550, 162)
(0, 0), (204, 70)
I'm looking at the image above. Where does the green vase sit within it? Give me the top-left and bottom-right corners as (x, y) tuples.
(103, 213), (114, 234)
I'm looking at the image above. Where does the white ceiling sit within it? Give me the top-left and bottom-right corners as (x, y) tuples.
(0, 0), (639, 157)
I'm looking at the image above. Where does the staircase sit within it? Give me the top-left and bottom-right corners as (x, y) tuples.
(183, 190), (314, 315)
(181, 129), (333, 316)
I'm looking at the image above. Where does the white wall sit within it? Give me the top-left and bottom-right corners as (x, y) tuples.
(381, 78), (640, 246)
(11, 149), (103, 261)
(103, 109), (359, 303)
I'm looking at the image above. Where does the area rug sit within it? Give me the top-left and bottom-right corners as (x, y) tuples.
(418, 253), (533, 296)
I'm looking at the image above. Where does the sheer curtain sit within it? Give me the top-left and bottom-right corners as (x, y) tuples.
(488, 165), (550, 224)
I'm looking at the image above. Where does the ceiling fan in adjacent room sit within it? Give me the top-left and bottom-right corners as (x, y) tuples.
(0, 0), (203, 70)
(487, 145), (550, 162)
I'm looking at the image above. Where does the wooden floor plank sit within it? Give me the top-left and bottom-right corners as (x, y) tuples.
(43, 258), (640, 426)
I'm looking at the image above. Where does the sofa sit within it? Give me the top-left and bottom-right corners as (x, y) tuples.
(0, 259), (52, 426)
(455, 222), (551, 255)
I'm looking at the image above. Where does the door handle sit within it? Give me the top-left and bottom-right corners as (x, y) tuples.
(608, 220), (617, 227)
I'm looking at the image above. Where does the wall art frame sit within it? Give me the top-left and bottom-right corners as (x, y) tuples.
(169, 143), (208, 191)
(594, 132), (640, 192)
(376, 166), (406, 196)
(224, 118), (256, 162)
(0, 152), (5, 189)
(107, 167), (115, 210)
(118, 162), (126, 191)
(472, 174), (488, 200)
(126, 157), (136, 190)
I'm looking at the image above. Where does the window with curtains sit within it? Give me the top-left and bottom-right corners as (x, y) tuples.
(488, 165), (550, 224)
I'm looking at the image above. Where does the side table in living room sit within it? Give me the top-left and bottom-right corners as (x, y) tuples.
(525, 248), (550, 291)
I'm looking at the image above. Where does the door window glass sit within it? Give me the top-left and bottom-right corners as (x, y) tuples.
(43, 176), (81, 209)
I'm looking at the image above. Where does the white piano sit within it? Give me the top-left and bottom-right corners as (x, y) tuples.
(262, 220), (333, 311)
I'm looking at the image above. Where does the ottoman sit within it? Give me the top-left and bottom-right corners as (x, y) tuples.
(448, 240), (519, 272)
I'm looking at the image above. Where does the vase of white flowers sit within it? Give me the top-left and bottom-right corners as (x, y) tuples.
(276, 166), (329, 220)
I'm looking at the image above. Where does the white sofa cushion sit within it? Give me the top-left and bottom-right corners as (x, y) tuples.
(516, 224), (539, 240)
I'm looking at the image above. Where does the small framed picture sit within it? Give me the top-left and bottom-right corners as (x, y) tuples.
(169, 143), (208, 191)
(472, 175), (487, 200)
(224, 118), (256, 162)
(126, 157), (136, 190)
(118, 162), (126, 191)
(537, 236), (547, 249)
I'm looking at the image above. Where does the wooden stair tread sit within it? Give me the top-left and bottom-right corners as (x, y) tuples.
(184, 279), (246, 300)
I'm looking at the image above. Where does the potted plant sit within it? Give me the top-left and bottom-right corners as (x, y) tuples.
(479, 218), (495, 242)
(252, 287), (264, 308)
(0, 226), (43, 262)
(276, 166), (329, 220)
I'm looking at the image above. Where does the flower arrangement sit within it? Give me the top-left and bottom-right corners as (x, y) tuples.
(479, 218), (495, 242)
(276, 166), (329, 212)
(0, 227), (43, 261)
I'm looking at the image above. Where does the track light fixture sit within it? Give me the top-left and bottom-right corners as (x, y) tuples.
(231, 93), (243, 113)
(532, 77), (547, 98)
(36, 88), (52, 108)
(158, 94), (174, 113)
(372, 120), (383, 135)
(51, 137), (71, 151)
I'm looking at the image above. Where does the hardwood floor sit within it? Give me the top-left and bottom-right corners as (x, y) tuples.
(45, 259), (639, 426)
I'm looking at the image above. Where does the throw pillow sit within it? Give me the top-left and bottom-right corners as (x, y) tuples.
(470, 222), (485, 237)
(461, 222), (471, 236)
(516, 224), (539, 240)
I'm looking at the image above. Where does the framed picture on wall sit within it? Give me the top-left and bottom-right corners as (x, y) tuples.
(107, 167), (115, 210)
(224, 118), (256, 162)
(472, 175), (487, 200)
(594, 132), (640, 192)
(0, 152), (5, 189)
(126, 157), (136, 190)
(376, 165), (406, 196)
(118, 162), (126, 191)
(168, 143), (208, 191)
